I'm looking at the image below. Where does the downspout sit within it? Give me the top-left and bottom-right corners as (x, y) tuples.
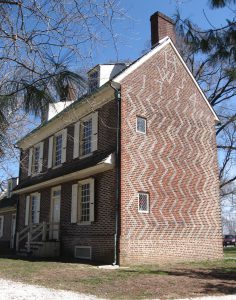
(13, 144), (21, 251)
(110, 81), (121, 266)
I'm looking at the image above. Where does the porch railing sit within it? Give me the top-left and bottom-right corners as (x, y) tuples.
(16, 222), (60, 253)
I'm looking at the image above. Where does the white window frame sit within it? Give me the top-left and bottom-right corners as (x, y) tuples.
(138, 192), (149, 213)
(89, 69), (99, 93)
(32, 143), (41, 175)
(71, 178), (95, 225)
(49, 129), (67, 168)
(80, 114), (93, 158)
(0, 216), (4, 238)
(76, 112), (98, 159)
(50, 186), (61, 240)
(29, 142), (44, 176)
(30, 192), (41, 224)
(53, 131), (63, 167)
(25, 192), (41, 225)
(136, 116), (147, 134)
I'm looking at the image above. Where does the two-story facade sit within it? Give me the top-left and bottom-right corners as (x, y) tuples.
(14, 12), (223, 264)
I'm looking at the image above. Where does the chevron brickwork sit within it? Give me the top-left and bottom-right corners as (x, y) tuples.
(119, 43), (223, 265)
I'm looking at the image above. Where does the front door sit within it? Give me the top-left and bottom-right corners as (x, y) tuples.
(10, 214), (16, 248)
(50, 187), (61, 240)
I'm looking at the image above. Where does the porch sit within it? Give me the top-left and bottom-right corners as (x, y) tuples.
(16, 222), (60, 257)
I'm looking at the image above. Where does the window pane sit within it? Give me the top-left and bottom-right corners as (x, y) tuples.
(136, 117), (146, 134)
(81, 119), (92, 156)
(138, 193), (149, 212)
(55, 134), (63, 166)
(33, 146), (40, 173)
(81, 183), (90, 222)
(31, 196), (36, 223)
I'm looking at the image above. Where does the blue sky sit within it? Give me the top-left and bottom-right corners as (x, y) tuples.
(1, 0), (235, 183)
(92, 0), (234, 65)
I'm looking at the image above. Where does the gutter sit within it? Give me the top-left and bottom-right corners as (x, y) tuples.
(110, 81), (121, 266)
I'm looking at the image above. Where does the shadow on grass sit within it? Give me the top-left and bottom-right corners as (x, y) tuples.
(0, 254), (102, 266)
(204, 283), (236, 295)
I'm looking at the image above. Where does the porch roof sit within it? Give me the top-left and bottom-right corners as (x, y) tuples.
(14, 150), (115, 195)
(0, 194), (17, 211)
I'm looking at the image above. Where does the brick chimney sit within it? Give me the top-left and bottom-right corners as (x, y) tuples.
(150, 11), (176, 47)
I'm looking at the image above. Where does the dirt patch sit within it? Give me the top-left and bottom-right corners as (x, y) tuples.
(0, 258), (235, 299)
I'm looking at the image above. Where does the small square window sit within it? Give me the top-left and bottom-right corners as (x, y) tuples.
(138, 192), (149, 213)
(136, 116), (146, 134)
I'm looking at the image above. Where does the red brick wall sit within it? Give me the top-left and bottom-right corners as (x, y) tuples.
(150, 12), (176, 46)
(0, 211), (15, 242)
(19, 99), (117, 183)
(17, 169), (116, 263)
(119, 43), (223, 264)
(60, 169), (116, 263)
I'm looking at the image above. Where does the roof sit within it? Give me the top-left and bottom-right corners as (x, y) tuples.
(15, 148), (115, 191)
(113, 37), (219, 122)
(17, 36), (219, 146)
(0, 194), (17, 210)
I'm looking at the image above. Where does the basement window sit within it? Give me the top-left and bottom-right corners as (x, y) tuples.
(136, 116), (146, 134)
(138, 192), (149, 213)
(74, 246), (92, 259)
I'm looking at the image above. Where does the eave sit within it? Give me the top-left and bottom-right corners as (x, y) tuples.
(13, 153), (115, 195)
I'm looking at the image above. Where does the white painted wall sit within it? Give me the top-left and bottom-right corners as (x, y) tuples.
(48, 101), (74, 121)
(98, 64), (127, 87)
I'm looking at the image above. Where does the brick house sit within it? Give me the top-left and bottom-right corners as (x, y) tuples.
(0, 178), (18, 254)
(14, 12), (223, 264)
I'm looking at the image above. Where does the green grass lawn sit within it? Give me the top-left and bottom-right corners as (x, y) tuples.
(224, 246), (236, 258)
(0, 252), (235, 299)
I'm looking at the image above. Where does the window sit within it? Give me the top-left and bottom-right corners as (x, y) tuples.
(54, 133), (63, 166)
(89, 71), (98, 93)
(81, 118), (92, 156)
(138, 192), (149, 213)
(28, 142), (44, 176)
(136, 116), (147, 134)
(71, 178), (94, 224)
(25, 193), (41, 225)
(80, 183), (90, 222)
(74, 246), (92, 259)
(0, 216), (4, 238)
(50, 186), (61, 240)
(32, 145), (40, 174)
(73, 112), (98, 159)
(48, 129), (67, 169)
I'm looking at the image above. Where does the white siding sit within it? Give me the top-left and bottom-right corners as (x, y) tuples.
(71, 184), (78, 223)
(73, 121), (80, 159)
(28, 148), (33, 176)
(48, 136), (54, 168)
(61, 129), (67, 163)
(25, 196), (30, 226)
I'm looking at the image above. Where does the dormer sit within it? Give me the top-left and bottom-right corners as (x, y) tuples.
(88, 63), (128, 93)
(7, 177), (18, 198)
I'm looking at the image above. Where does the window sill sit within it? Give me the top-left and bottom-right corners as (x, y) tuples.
(79, 152), (93, 160)
(77, 221), (92, 226)
(31, 172), (41, 177)
(52, 164), (62, 170)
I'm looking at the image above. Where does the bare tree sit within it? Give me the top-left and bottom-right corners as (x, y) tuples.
(0, 0), (126, 117)
(0, 0), (126, 185)
(175, 23), (236, 206)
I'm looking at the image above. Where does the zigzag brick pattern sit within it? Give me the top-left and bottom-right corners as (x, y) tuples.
(119, 44), (223, 265)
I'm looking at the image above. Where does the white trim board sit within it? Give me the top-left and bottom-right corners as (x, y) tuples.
(13, 153), (115, 195)
(112, 37), (219, 122)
